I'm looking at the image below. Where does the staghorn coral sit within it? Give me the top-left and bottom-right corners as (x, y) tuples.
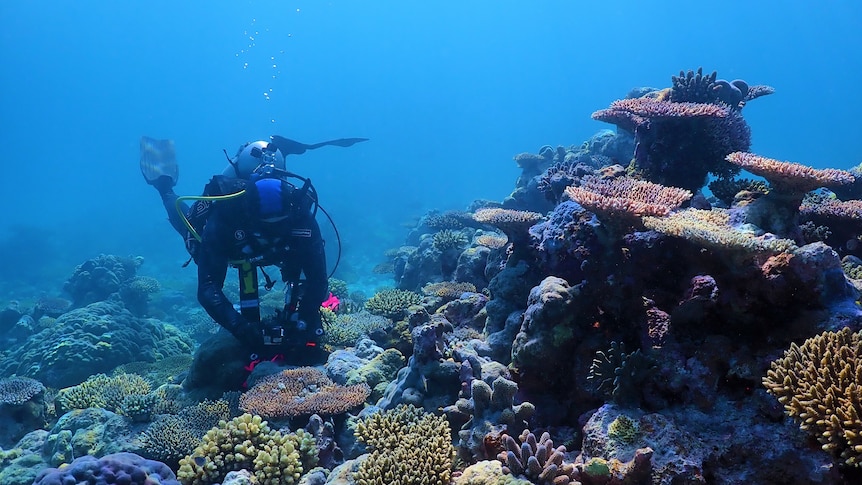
(177, 413), (317, 485)
(422, 281), (478, 300)
(726, 152), (855, 195)
(365, 289), (423, 319)
(643, 208), (798, 254)
(353, 404), (454, 485)
(433, 229), (470, 252)
(239, 367), (370, 419)
(564, 176), (692, 223)
(763, 327), (862, 466)
(496, 429), (579, 484)
(55, 373), (151, 415)
(328, 278), (350, 300)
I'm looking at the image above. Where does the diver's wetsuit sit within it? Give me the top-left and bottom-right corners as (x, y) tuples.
(158, 179), (328, 351)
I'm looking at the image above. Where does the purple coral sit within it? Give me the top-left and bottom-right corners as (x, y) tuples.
(34, 452), (179, 485)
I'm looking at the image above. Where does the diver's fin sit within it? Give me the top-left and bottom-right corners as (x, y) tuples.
(270, 135), (368, 155)
(140, 136), (179, 187)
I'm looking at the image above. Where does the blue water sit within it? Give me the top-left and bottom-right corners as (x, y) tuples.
(1, 0), (860, 294)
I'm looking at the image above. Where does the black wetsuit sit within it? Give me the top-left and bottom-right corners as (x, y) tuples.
(160, 177), (328, 351)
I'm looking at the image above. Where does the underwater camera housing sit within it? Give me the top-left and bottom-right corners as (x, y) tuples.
(261, 306), (307, 346)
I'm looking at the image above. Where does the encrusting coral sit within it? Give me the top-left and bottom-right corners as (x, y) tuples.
(763, 327), (862, 467)
(239, 366), (370, 420)
(353, 404), (454, 485)
(177, 413), (317, 485)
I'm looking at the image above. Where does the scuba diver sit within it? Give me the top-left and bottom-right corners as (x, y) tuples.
(140, 135), (367, 365)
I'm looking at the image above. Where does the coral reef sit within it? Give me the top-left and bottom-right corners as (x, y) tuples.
(0, 299), (194, 388)
(34, 452), (179, 485)
(353, 404), (454, 485)
(364, 288), (423, 319)
(55, 373), (152, 415)
(763, 327), (862, 466)
(0, 376), (46, 448)
(63, 254), (142, 306)
(496, 429), (579, 484)
(593, 68), (755, 191)
(239, 367), (370, 420)
(138, 398), (233, 468)
(176, 413), (317, 485)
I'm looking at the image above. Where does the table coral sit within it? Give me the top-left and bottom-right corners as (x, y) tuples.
(353, 404), (454, 485)
(239, 367), (370, 420)
(726, 152), (855, 195)
(564, 175), (692, 222)
(763, 327), (862, 466)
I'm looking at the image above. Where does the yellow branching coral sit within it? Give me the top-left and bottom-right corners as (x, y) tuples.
(643, 208), (797, 254)
(727, 152), (855, 194)
(177, 413), (317, 485)
(56, 373), (151, 414)
(433, 229), (469, 251)
(763, 327), (862, 466)
(239, 367), (369, 419)
(354, 404), (454, 485)
(365, 289), (423, 319)
(565, 175), (692, 221)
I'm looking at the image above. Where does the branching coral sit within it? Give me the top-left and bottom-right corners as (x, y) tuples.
(763, 327), (862, 466)
(55, 373), (152, 415)
(139, 398), (233, 467)
(353, 404), (454, 485)
(496, 429), (578, 484)
(365, 289), (423, 319)
(239, 367), (370, 419)
(177, 413), (317, 485)
(433, 229), (470, 252)
(726, 152), (855, 195)
(323, 311), (391, 347)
